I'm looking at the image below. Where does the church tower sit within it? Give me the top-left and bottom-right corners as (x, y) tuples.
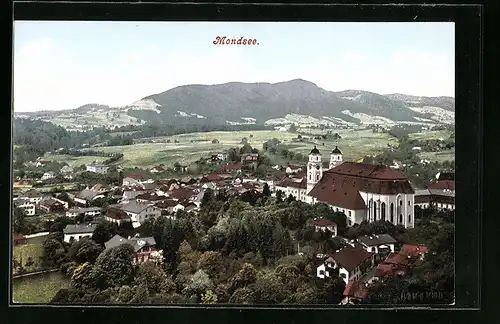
(329, 146), (343, 170)
(307, 146), (323, 194)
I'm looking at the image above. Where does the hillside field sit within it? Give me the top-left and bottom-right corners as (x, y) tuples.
(408, 130), (453, 140)
(417, 149), (455, 163)
(41, 130), (396, 168)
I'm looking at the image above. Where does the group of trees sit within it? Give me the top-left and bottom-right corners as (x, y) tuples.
(262, 138), (307, 163)
(47, 188), (350, 305)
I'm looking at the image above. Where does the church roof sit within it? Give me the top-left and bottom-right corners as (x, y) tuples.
(310, 146), (320, 155)
(331, 146), (342, 154)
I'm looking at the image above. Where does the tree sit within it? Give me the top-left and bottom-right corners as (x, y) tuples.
(188, 269), (214, 296)
(198, 251), (225, 279)
(201, 289), (218, 304)
(68, 237), (104, 264)
(229, 287), (256, 304)
(90, 244), (136, 289)
(241, 137), (248, 144)
(13, 207), (26, 234)
(134, 261), (176, 295)
(229, 263), (257, 292)
(262, 183), (271, 198)
(212, 139), (219, 144)
(91, 221), (117, 245)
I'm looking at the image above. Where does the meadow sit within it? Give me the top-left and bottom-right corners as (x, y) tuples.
(12, 272), (69, 304)
(57, 129), (397, 168)
(417, 149), (455, 163)
(408, 130), (454, 140)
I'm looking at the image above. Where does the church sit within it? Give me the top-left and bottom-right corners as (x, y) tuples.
(274, 146), (415, 229)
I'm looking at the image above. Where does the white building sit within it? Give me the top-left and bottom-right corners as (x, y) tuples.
(66, 207), (102, 218)
(276, 146), (416, 229)
(86, 164), (109, 174)
(316, 242), (375, 284)
(119, 200), (162, 224)
(63, 224), (97, 243)
(41, 171), (56, 181)
(13, 199), (36, 216)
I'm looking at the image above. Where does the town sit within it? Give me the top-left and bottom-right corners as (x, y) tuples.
(12, 138), (454, 305)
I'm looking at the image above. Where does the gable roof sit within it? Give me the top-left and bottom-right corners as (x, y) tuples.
(106, 208), (130, 220)
(311, 217), (337, 227)
(104, 234), (156, 252)
(428, 180), (455, 191)
(120, 200), (153, 214)
(63, 224), (97, 235)
(331, 243), (374, 271)
(343, 280), (369, 299)
(357, 234), (397, 246)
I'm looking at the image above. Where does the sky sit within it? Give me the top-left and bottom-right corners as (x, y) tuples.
(13, 21), (455, 112)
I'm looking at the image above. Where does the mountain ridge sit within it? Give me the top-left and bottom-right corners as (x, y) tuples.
(14, 79), (455, 129)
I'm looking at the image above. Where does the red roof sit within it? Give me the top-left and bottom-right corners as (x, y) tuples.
(106, 208), (130, 220)
(428, 180), (455, 191)
(343, 280), (369, 299)
(375, 263), (396, 277)
(401, 244), (428, 257)
(168, 188), (195, 201)
(384, 252), (411, 266)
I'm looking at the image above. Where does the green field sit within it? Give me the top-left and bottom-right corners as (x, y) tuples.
(42, 129), (395, 168)
(12, 273), (69, 304)
(14, 243), (44, 274)
(417, 149), (455, 163)
(408, 130), (453, 140)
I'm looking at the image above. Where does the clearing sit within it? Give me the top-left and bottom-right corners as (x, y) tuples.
(12, 272), (69, 304)
(13, 243), (44, 274)
(408, 130), (453, 140)
(48, 130), (398, 168)
(417, 149), (455, 163)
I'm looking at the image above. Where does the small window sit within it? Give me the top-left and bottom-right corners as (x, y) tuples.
(408, 214), (412, 223)
(408, 200), (411, 206)
(348, 219), (352, 226)
(319, 270), (325, 275)
(348, 211), (352, 216)
(399, 200), (403, 206)
(399, 214), (403, 223)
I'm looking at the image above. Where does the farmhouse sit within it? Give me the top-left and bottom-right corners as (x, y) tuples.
(276, 146), (416, 229)
(16, 189), (44, 204)
(41, 171), (57, 181)
(356, 234), (397, 262)
(119, 200), (162, 224)
(310, 217), (337, 236)
(316, 242), (375, 284)
(39, 198), (66, 213)
(63, 223), (97, 243)
(105, 208), (131, 225)
(104, 234), (157, 265)
(86, 163), (109, 174)
(414, 189), (455, 210)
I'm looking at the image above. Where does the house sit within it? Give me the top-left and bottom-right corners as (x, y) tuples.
(285, 164), (303, 174)
(401, 244), (428, 260)
(13, 199), (36, 216)
(356, 234), (397, 260)
(122, 175), (145, 186)
(16, 189), (44, 204)
(35, 159), (50, 167)
(74, 189), (106, 206)
(221, 163), (242, 173)
(66, 207), (102, 218)
(104, 234), (157, 265)
(41, 196), (69, 209)
(86, 164), (109, 174)
(342, 280), (370, 304)
(150, 165), (165, 173)
(135, 192), (169, 204)
(104, 208), (131, 225)
(311, 217), (337, 236)
(41, 171), (56, 181)
(60, 165), (74, 174)
(382, 244), (428, 269)
(168, 188), (196, 201)
(414, 189), (455, 210)
(38, 198), (66, 213)
(317, 242), (375, 284)
(13, 234), (27, 246)
(154, 199), (182, 215)
(121, 187), (148, 201)
(119, 200), (162, 224)
(63, 223), (97, 243)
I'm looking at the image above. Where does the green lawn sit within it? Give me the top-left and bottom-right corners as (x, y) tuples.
(43, 129), (396, 168)
(13, 243), (44, 274)
(12, 273), (69, 304)
(417, 149), (455, 163)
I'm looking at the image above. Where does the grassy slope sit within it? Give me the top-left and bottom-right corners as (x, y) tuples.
(417, 149), (455, 163)
(47, 129), (398, 168)
(408, 130), (453, 140)
(12, 274), (69, 304)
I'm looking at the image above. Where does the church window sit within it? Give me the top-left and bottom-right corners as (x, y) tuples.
(316, 174), (319, 181)
(408, 200), (411, 206)
(348, 211), (352, 217)
(408, 214), (412, 223)
(399, 214), (403, 223)
(390, 203), (394, 223)
(373, 201), (377, 220)
(381, 202), (386, 221)
(309, 174), (311, 180)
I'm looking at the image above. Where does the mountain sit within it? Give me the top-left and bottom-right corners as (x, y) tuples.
(14, 79), (455, 129)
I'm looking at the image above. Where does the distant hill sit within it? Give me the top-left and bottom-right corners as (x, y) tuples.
(14, 79), (455, 129)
